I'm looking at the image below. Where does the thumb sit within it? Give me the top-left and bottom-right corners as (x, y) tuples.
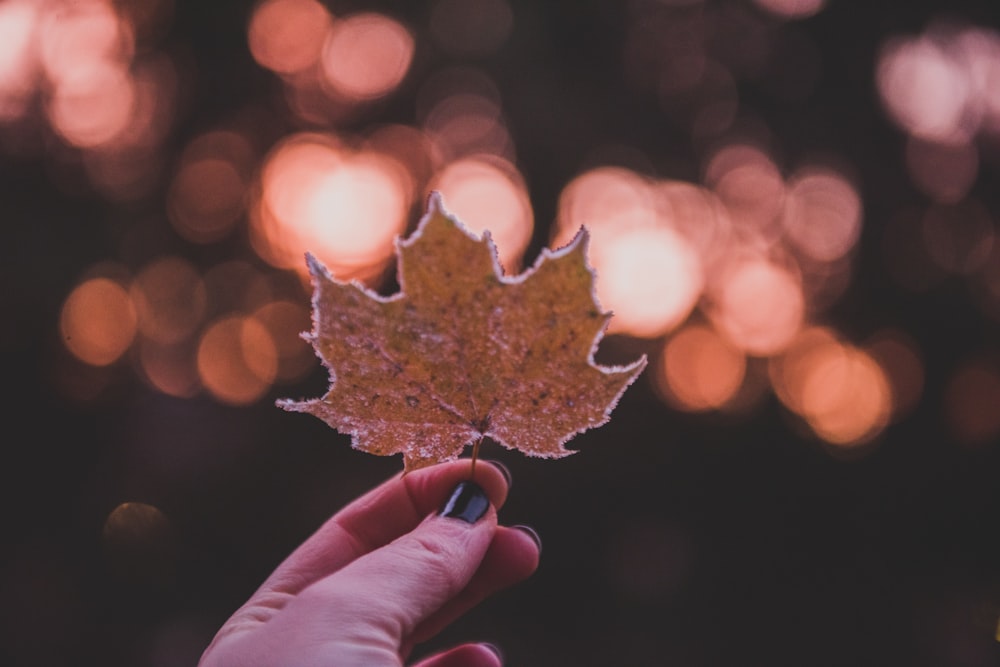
(270, 481), (496, 661)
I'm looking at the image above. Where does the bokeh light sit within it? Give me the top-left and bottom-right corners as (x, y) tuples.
(320, 12), (414, 102)
(197, 315), (278, 406)
(944, 358), (1000, 448)
(781, 167), (862, 263)
(709, 258), (804, 356)
(655, 324), (746, 411)
(102, 502), (173, 585)
(248, 0), (332, 76)
(251, 133), (411, 282)
(752, 0), (826, 20)
(427, 156), (532, 271)
(0, 0), (40, 121)
(61, 277), (137, 367)
(129, 257), (207, 345)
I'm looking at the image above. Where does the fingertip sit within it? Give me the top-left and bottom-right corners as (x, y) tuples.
(411, 642), (503, 667)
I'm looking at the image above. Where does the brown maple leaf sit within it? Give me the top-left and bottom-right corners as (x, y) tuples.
(278, 193), (647, 471)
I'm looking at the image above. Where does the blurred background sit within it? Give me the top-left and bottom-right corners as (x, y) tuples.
(3, 0), (1000, 664)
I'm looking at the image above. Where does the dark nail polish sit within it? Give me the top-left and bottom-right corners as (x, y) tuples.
(485, 459), (512, 487)
(512, 524), (543, 554)
(439, 481), (490, 523)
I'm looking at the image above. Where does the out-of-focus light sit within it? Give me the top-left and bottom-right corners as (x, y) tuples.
(710, 258), (804, 356)
(204, 260), (274, 316)
(168, 131), (253, 243)
(47, 61), (135, 148)
(944, 359), (1000, 448)
(798, 344), (891, 447)
(705, 143), (785, 234)
(0, 1), (40, 120)
(770, 326), (841, 414)
(752, 0), (825, 20)
(554, 166), (656, 249)
(782, 167), (862, 263)
(137, 339), (200, 398)
(39, 0), (131, 87)
(253, 300), (314, 382)
(905, 138), (979, 203)
(593, 226), (703, 338)
(252, 133), (411, 282)
(921, 200), (994, 275)
(654, 181), (732, 273)
(61, 277), (137, 366)
(865, 329), (924, 422)
(102, 502), (173, 583)
(320, 12), (414, 102)
(247, 0), (332, 76)
(427, 156), (532, 271)
(366, 124), (439, 191)
(429, 0), (514, 58)
(197, 315), (278, 406)
(423, 92), (512, 161)
(129, 257), (207, 345)
(877, 36), (973, 143)
(656, 324), (746, 411)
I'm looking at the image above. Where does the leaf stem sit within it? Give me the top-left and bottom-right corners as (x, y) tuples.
(470, 435), (483, 479)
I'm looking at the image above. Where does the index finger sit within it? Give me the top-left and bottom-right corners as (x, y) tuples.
(257, 459), (510, 597)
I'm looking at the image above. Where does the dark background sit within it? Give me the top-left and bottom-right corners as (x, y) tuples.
(3, 1), (1000, 665)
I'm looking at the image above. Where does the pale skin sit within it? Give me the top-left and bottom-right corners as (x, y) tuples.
(199, 459), (540, 667)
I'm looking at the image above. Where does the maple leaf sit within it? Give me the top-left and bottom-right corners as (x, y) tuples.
(278, 193), (647, 472)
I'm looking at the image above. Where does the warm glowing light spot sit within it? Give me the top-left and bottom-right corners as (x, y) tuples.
(705, 144), (785, 232)
(129, 257), (207, 345)
(593, 227), (703, 338)
(905, 138), (979, 203)
(102, 502), (173, 582)
(61, 277), (137, 366)
(197, 316), (278, 406)
(769, 326), (841, 414)
(429, 0), (514, 57)
(657, 325), (746, 411)
(798, 345), (891, 447)
(168, 141), (248, 243)
(366, 124), (438, 189)
(428, 156), (532, 271)
(865, 329), (924, 421)
(711, 259), (804, 355)
(554, 166), (656, 248)
(654, 181), (733, 270)
(423, 92), (511, 161)
(39, 0), (131, 86)
(877, 36), (972, 143)
(320, 12), (414, 101)
(247, 0), (332, 75)
(944, 360), (1000, 447)
(254, 300), (314, 382)
(252, 134), (410, 282)
(921, 200), (995, 275)
(752, 0), (825, 19)
(137, 339), (200, 398)
(48, 61), (135, 148)
(782, 167), (862, 262)
(0, 1), (40, 119)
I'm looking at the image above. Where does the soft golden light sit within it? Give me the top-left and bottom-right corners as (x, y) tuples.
(137, 339), (200, 398)
(197, 316), (278, 406)
(593, 227), (703, 338)
(782, 167), (862, 262)
(769, 326), (841, 414)
(554, 166), (656, 249)
(61, 277), (137, 366)
(248, 0), (332, 75)
(0, 1), (40, 120)
(47, 61), (135, 148)
(865, 329), (924, 421)
(428, 156), (532, 271)
(710, 258), (804, 356)
(320, 12), (414, 101)
(705, 144), (785, 234)
(252, 134), (411, 282)
(129, 257), (207, 345)
(657, 324), (746, 411)
(39, 0), (131, 86)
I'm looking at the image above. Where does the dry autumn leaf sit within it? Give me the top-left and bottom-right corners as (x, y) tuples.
(278, 193), (647, 471)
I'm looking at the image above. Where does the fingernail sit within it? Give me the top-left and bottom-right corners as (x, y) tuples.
(480, 642), (504, 662)
(485, 459), (512, 487)
(439, 481), (490, 523)
(512, 524), (542, 554)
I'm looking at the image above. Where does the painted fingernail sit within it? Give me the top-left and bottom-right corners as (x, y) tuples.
(512, 524), (542, 554)
(485, 459), (512, 487)
(480, 642), (503, 662)
(439, 481), (490, 523)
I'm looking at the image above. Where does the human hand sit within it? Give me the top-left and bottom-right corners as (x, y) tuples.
(198, 459), (541, 667)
